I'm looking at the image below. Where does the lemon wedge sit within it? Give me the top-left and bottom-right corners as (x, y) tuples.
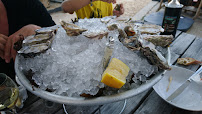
(101, 58), (130, 88)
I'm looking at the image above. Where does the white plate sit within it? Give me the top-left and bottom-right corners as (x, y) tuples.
(153, 66), (202, 111)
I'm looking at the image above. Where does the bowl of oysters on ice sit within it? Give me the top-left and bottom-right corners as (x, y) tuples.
(15, 16), (173, 105)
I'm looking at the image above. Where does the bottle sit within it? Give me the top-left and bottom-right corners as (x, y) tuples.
(103, 36), (114, 69)
(161, 0), (183, 37)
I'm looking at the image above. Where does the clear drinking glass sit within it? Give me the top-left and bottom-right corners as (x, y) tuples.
(0, 73), (19, 113)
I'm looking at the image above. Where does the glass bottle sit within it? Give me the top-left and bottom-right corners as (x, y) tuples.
(161, 0), (183, 37)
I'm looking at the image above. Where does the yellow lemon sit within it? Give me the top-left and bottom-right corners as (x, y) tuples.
(101, 58), (130, 88)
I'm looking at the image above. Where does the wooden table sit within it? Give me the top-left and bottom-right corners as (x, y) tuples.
(17, 31), (202, 114)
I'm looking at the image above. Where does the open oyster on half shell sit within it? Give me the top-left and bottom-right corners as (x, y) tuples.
(83, 31), (108, 39)
(60, 20), (87, 36)
(16, 29), (56, 56)
(143, 35), (173, 48)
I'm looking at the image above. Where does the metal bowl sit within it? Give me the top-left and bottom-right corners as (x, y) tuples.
(15, 48), (171, 106)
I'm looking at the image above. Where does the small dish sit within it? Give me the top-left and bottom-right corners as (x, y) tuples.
(153, 66), (202, 111)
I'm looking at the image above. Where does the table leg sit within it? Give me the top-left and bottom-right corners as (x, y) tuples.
(193, 0), (202, 19)
(157, 0), (164, 12)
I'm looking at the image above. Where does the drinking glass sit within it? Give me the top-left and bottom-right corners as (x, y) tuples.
(0, 73), (19, 113)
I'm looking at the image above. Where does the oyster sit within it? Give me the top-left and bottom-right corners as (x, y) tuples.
(143, 35), (173, 47)
(120, 34), (171, 70)
(100, 16), (115, 24)
(18, 41), (52, 54)
(138, 24), (164, 35)
(107, 24), (118, 31)
(140, 47), (171, 70)
(83, 31), (108, 39)
(107, 24), (128, 42)
(60, 20), (87, 36)
(114, 4), (121, 11)
(17, 29), (55, 55)
(124, 26), (136, 36)
(14, 34), (24, 51)
(23, 31), (54, 45)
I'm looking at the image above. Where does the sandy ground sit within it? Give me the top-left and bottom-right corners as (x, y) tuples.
(50, 0), (151, 24)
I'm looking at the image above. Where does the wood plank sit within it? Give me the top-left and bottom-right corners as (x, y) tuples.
(55, 108), (65, 114)
(169, 32), (193, 64)
(134, 91), (173, 114)
(132, 1), (159, 20)
(96, 90), (151, 114)
(18, 99), (62, 114)
(170, 33), (196, 55)
(176, 37), (202, 71)
(175, 30), (182, 39)
(17, 92), (40, 112)
(60, 105), (100, 114)
(134, 91), (202, 114)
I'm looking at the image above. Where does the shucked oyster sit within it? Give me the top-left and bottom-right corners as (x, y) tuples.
(143, 35), (173, 47)
(138, 24), (164, 35)
(17, 30), (55, 55)
(60, 20), (87, 36)
(83, 31), (108, 39)
(23, 31), (54, 45)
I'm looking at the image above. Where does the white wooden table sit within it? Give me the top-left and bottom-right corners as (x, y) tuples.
(17, 31), (202, 114)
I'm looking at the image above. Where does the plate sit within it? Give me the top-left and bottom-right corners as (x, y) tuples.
(153, 66), (202, 111)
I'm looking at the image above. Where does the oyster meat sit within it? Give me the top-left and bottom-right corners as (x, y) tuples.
(60, 20), (87, 36)
(143, 35), (173, 47)
(124, 26), (136, 36)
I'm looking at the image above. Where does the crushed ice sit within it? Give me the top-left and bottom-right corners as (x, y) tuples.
(18, 18), (162, 97)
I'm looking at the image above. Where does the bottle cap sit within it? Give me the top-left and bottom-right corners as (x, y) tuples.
(165, 0), (183, 8)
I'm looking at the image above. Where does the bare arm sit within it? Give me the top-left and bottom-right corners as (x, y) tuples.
(61, 0), (92, 13)
(61, 0), (116, 13)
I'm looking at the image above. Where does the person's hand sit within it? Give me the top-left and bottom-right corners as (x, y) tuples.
(113, 3), (124, 17)
(0, 34), (8, 59)
(4, 24), (41, 63)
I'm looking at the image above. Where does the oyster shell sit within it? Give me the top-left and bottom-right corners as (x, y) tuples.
(107, 24), (118, 31)
(17, 29), (55, 55)
(138, 24), (164, 35)
(60, 20), (87, 36)
(140, 47), (171, 70)
(100, 16), (115, 24)
(23, 31), (54, 45)
(18, 41), (52, 54)
(124, 26), (136, 36)
(143, 35), (173, 47)
(83, 31), (108, 39)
